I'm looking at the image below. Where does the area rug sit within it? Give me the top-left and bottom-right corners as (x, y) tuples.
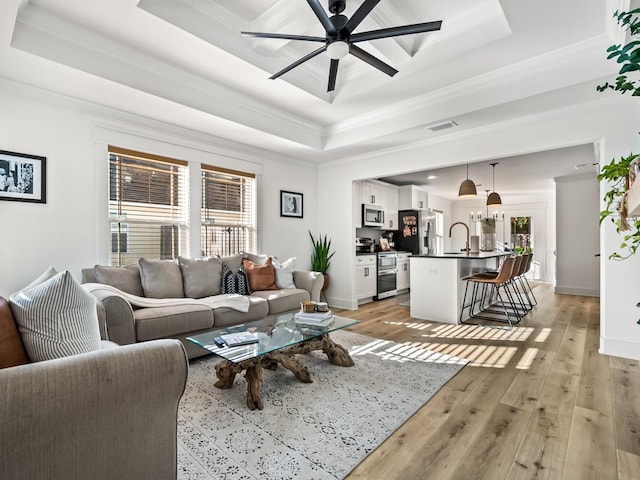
(177, 330), (468, 480)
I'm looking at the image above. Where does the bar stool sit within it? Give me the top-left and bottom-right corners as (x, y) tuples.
(459, 256), (521, 329)
(518, 253), (537, 308)
(471, 255), (530, 318)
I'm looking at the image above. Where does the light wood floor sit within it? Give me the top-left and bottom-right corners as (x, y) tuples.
(333, 283), (640, 480)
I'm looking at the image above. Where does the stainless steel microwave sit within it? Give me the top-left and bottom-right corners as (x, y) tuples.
(362, 204), (384, 228)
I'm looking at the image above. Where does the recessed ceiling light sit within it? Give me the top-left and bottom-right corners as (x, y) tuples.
(427, 175), (437, 180)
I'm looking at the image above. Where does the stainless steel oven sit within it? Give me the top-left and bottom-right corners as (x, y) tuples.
(375, 252), (397, 300)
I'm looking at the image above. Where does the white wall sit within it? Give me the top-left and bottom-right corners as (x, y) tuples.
(0, 89), (319, 296)
(317, 96), (640, 360)
(555, 173), (600, 296)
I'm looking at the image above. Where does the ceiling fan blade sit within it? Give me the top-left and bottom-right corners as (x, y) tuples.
(328, 59), (339, 92)
(269, 45), (327, 80)
(349, 44), (397, 77)
(306, 0), (337, 36)
(350, 21), (443, 43)
(241, 31), (326, 42)
(343, 0), (380, 34)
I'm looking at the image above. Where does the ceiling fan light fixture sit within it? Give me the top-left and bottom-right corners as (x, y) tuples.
(327, 40), (349, 60)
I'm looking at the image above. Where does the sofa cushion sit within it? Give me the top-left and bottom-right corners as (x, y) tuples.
(0, 296), (29, 369)
(211, 296), (269, 328)
(250, 288), (311, 315)
(242, 252), (269, 266)
(133, 305), (214, 341)
(9, 270), (101, 362)
(220, 264), (251, 295)
(221, 253), (244, 274)
(243, 257), (278, 291)
(94, 264), (144, 296)
(138, 258), (185, 298)
(178, 256), (222, 298)
(23, 266), (59, 290)
(272, 257), (296, 289)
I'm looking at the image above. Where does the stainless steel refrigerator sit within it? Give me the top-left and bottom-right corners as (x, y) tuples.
(396, 209), (437, 255)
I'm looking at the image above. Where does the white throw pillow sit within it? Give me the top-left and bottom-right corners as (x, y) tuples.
(9, 270), (101, 362)
(272, 257), (296, 289)
(22, 266), (59, 290)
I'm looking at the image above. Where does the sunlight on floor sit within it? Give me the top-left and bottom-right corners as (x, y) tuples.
(516, 348), (539, 370)
(351, 340), (467, 365)
(426, 323), (534, 341)
(409, 342), (519, 368)
(385, 320), (552, 344)
(371, 311), (554, 370)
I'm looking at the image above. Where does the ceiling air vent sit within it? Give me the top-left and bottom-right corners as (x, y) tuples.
(426, 120), (458, 133)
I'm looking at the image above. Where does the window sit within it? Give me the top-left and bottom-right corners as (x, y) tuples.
(201, 165), (256, 257)
(108, 146), (189, 266)
(434, 210), (444, 254)
(510, 216), (532, 252)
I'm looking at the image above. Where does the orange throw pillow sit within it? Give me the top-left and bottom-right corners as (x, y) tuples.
(242, 257), (278, 291)
(0, 297), (29, 368)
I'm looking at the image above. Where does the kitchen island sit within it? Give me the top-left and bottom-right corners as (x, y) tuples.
(409, 252), (512, 324)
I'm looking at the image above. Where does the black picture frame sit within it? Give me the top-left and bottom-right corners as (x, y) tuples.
(280, 190), (303, 218)
(0, 150), (47, 204)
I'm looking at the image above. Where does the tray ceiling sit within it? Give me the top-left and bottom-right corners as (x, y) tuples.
(1, 0), (623, 171)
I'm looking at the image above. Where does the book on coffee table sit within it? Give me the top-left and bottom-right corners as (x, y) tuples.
(294, 310), (334, 326)
(219, 331), (259, 347)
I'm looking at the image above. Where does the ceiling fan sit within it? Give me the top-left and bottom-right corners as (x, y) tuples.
(241, 0), (442, 92)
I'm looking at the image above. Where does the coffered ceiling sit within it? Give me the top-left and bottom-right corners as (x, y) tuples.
(0, 0), (626, 177)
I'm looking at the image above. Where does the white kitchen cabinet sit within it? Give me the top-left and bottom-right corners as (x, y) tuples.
(356, 180), (398, 230)
(398, 185), (428, 210)
(383, 184), (398, 230)
(397, 253), (410, 291)
(355, 254), (377, 300)
(360, 181), (384, 206)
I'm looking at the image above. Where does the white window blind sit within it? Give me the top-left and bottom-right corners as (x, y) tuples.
(109, 146), (189, 266)
(201, 164), (256, 257)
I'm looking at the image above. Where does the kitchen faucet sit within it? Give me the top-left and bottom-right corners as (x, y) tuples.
(449, 222), (470, 256)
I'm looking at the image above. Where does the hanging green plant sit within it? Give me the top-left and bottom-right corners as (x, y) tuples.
(597, 9), (640, 97)
(597, 8), (640, 260)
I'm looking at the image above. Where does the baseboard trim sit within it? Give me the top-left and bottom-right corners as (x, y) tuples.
(600, 336), (640, 361)
(553, 286), (599, 297)
(327, 296), (357, 310)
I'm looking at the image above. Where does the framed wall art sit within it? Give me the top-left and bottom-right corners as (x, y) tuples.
(280, 190), (303, 218)
(0, 150), (47, 204)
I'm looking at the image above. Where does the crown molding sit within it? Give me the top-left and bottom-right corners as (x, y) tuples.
(321, 95), (628, 171)
(0, 76), (309, 169)
(13, 2), (325, 149)
(323, 34), (616, 150)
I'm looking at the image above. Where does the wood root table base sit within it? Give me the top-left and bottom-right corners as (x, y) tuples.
(213, 333), (354, 410)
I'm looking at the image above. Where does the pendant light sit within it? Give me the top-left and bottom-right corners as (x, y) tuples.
(487, 162), (502, 205)
(458, 164), (477, 197)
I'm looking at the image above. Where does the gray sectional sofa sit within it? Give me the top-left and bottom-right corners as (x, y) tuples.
(81, 253), (324, 359)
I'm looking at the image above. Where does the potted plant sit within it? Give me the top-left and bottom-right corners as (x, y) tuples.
(309, 230), (335, 293)
(597, 8), (640, 260)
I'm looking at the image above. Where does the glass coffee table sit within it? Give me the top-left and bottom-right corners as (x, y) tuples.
(187, 314), (359, 410)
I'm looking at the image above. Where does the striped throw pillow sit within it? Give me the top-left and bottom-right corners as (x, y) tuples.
(9, 270), (101, 362)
